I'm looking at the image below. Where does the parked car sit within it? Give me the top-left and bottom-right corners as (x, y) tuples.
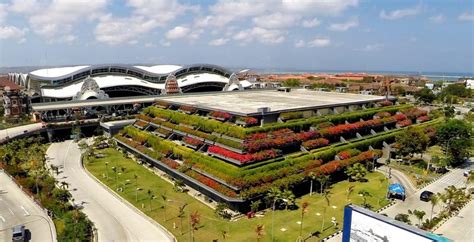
(12, 225), (25, 242)
(420, 190), (434, 202)
(463, 170), (472, 177)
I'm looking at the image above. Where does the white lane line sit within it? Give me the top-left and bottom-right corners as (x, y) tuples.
(0, 215), (5, 223)
(20, 206), (29, 216)
(8, 208), (14, 215)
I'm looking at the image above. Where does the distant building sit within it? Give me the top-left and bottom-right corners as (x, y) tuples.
(464, 79), (474, 89)
(0, 76), (29, 118)
(425, 83), (434, 89)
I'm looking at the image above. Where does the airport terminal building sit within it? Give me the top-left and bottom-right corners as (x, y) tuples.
(8, 64), (251, 102)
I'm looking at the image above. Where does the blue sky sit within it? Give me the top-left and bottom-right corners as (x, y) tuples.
(0, 0), (473, 73)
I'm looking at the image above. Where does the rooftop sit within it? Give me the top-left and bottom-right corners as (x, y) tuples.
(159, 89), (388, 115)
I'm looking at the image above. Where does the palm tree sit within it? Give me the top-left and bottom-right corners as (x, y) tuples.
(345, 163), (367, 181)
(147, 189), (155, 211)
(346, 185), (355, 202)
(265, 187), (282, 207)
(429, 194), (440, 220)
(316, 175), (330, 193)
(299, 201), (309, 238)
(161, 193), (168, 221)
(321, 190), (332, 231)
(280, 189), (295, 210)
(60, 181), (69, 190)
(134, 174), (139, 201)
(255, 224), (265, 242)
(190, 211), (201, 242)
(358, 190), (372, 208)
(178, 203), (188, 235)
(308, 172), (316, 196)
(408, 209), (426, 228)
(250, 200), (261, 213)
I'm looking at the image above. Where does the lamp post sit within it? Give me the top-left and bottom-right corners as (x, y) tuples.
(271, 198), (288, 242)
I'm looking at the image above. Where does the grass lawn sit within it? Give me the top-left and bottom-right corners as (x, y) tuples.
(391, 162), (441, 188)
(85, 148), (391, 242)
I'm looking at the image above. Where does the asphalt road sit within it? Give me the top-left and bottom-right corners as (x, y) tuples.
(46, 140), (174, 242)
(435, 200), (473, 242)
(0, 123), (44, 141)
(0, 170), (56, 242)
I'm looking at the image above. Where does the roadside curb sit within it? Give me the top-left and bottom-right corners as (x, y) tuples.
(80, 152), (177, 242)
(0, 169), (58, 242)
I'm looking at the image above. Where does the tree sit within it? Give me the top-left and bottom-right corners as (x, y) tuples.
(160, 193), (168, 221)
(190, 211), (201, 242)
(395, 126), (430, 159)
(299, 201), (309, 239)
(308, 172), (316, 196)
(429, 193), (440, 221)
(134, 174), (139, 201)
(265, 187), (282, 208)
(250, 200), (261, 213)
(408, 209), (426, 227)
(394, 213), (412, 225)
(146, 189), (155, 211)
(443, 106), (455, 119)
(316, 175), (330, 193)
(174, 179), (185, 192)
(178, 203), (188, 235)
(280, 189), (295, 210)
(345, 163), (367, 181)
(437, 119), (472, 166)
(439, 185), (470, 214)
(414, 88), (436, 104)
(439, 83), (472, 100)
(255, 224), (265, 242)
(346, 185), (355, 202)
(358, 190), (372, 208)
(282, 78), (301, 87)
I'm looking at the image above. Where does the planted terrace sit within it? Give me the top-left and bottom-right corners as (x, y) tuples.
(114, 102), (438, 210)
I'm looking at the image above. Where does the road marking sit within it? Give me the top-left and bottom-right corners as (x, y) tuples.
(8, 208), (14, 215)
(0, 215), (5, 223)
(20, 206), (29, 216)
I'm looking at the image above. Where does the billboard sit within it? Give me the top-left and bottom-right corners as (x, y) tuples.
(342, 205), (450, 242)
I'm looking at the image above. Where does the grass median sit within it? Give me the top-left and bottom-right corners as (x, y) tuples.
(84, 148), (391, 242)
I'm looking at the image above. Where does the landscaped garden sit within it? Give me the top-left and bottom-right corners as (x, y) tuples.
(85, 147), (392, 242)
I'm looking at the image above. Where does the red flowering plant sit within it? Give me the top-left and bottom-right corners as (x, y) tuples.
(397, 119), (413, 127)
(302, 138), (330, 150)
(337, 149), (361, 160)
(403, 108), (428, 119)
(236, 116), (258, 126)
(377, 100), (393, 106)
(183, 137), (204, 147)
(178, 105), (196, 113)
(424, 126), (437, 138)
(209, 111), (232, 120)
(393, 113), (407, 121)
(381, 116), (397, 125)
(296, 130), (320, 142)
(416, 115), (430, 123)
(319, 160), (341, 175)
(244, 128), (299, 152)
(161, 158), (180, 169)
(208, 146), (279, 164)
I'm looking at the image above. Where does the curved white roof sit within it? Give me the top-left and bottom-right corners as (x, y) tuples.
(30, 66), (90, 78)
(177, 73), (229, 87)
(41, 75), (164, 98)
(134, 65), (182, 74)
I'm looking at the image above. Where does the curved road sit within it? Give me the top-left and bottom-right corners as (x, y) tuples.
(0, 170), (56, 242)
(46, 140), (174, 242)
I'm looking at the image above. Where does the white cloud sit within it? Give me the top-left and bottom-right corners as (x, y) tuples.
(144, 42), (157, 48)
(209, 38), (229, 46)
(28, 0), (108, 40)
(95, 15), (159, 45)
(328, 17), (359, 31)
(160, 39), (171, 47)
(380, 5), (421, 20)
(294, 39), (305, 48)
(9, 0), (40, 14)
(253, 12), (298, 29)
(458, 11), (474, 21)
(429, 14), (445, 23)
(0, 25), (28, 40)
(166, 26), (190, 39)
(302, 18), (321, 28)
(127, 0), (199, 25)
(282, 0), (358, 15)
(233, 27), (285, 44)
(308, 37), (331, 47)
(18, 38), (26, 44)
(358, 43), (383, 51)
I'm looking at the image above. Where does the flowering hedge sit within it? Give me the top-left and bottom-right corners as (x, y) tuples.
(134, 120), (148, 128)
(397, 119), (412, 127)
(403, 108), (428, 119)
(280, 111), (304, 121)
(178, 105), (196, 113)
(183, 137), (204, 147)
(244, 129), (301, 152)
(337, 149), (361, 159)
(375, 111), (391, 118)
(208, 146), (279, 164)
(377, 100), (393, 106)
(319, 150), (381, 175)
(416, 115), (430, 123)
(209, 111), (232, 120)
(393, 113), (407, 121)
(302, 138), (330, 150)
(236, 117), (258, 126)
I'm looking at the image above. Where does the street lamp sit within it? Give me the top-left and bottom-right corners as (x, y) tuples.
(271, 198), (288, 242)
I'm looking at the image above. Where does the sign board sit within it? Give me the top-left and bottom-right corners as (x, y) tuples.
(342, 205), (450, 242)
